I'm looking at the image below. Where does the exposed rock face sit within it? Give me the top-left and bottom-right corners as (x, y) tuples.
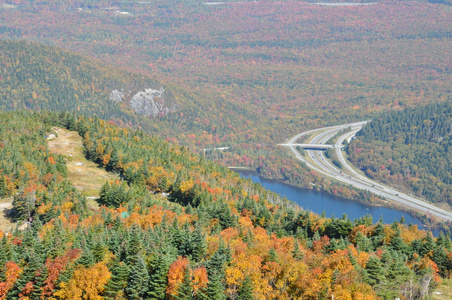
(109, 86), (176, 117)
(129, 87), (174, 117)
(109, 89), (125, 102)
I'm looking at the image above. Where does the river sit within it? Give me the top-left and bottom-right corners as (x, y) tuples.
(235, 170), (439, 235)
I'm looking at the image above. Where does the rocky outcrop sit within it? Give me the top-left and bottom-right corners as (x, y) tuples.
(129, 87), (174, 117)
(109, 89), (125, 102)
(110, 86), (176, 117)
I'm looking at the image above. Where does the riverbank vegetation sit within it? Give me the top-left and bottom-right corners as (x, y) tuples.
(0, 111), (451, 299)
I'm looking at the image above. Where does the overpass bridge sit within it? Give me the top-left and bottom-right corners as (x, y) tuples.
(278, 143), (336, 150)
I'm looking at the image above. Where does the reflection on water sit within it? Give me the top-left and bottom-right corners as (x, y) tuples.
(236, 170), (439, 235)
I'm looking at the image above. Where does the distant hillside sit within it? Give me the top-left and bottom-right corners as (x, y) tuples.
(0, 40), (252, 144)
(1, 110), (451, 299)
(0, 40), (166, 121)
(1, 0), (451, 192)
(348, 101), (452, 205)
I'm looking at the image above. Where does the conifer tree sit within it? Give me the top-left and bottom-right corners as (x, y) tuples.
(7, 251), (42, 299)
(0, 176), (7, 197)
(421, 233), (435, 256)
(77, 248), (95, 267)
(191, 226), (206, 261)
(127, 226), (143, 260)
(175, 266), (193, 300)
(148, 255), (169, 300)
(206, 271), (226, 300)
(364, 256), (385, 286)
(31, 266), (48, 300)
(104, 260), (130, 300)
(237, 275), (253, 300)
(126, 256), (150, 299)
(0, 235), (12, 265)
(92, 241), (107, 262)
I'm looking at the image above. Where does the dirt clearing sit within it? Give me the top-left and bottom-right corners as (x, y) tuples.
(0, 198), (14, 232)
(47, 127), (119, 209)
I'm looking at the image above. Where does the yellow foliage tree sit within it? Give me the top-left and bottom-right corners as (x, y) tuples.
(53, 262), (111, 299)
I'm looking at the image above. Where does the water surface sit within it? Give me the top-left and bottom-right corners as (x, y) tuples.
(236, 170), (439, 235)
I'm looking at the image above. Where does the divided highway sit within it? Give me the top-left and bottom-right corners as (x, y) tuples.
(280, 122), (452, 222)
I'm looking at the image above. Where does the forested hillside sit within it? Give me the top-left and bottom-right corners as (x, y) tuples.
(348, 101), (452, 207)
(1, 111), (451, 299)
(0, 39), (383, 206)
(0, 40), (254, 138)
(1, 0), (450, 198)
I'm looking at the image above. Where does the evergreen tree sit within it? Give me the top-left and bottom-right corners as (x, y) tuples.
(0, 176), (7, 197)
(31, 266), (48, 300)
(218, 202), (235, 229)
(104, 260), (130, 300)
(364, 256), (385, 286)
(191, 226), (206, 261)
(148, 255), (170, 300)
(268, 248), (277, 262)
(92, 241), (107, 262)
(77, 248), (95, 267)
(127, 226), (143, 261)
(126, 257), (150, 299)
(7, 251), (42, 299)
(175, 266), (193, 300)
(0, 235), (12, 265)
(432, 247), (448, 276)
(237, 275), (253, 300)
(420, 233), (435, 257)
(206, 271), (226, 300)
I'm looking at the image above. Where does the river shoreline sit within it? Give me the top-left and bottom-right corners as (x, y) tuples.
(230, 167), (445, 232)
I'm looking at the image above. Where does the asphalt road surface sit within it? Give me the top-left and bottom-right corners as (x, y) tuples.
(280, 122), (452, 222)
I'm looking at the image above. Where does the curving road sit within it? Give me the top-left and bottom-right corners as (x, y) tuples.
(280, 122), (452, 222)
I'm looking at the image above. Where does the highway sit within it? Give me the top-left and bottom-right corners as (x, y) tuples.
(280, 122), (452, 222)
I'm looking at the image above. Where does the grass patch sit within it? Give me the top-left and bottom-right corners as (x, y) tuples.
(432, 278), (452, 300)
(47, 127), (119, 209)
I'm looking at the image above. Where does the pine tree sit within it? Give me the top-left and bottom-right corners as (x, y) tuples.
(92, 241), (107, 262)
(174, 266), (193, 300)
(0, 235), (12, 265)
(0, 176), (7, 197)
(191, 226), (206, 261)
(55, 263), (75, 288)
(126, 257), (150, 300)
(206, 271), (226, 300)
(421, 233), (435, 257)
(218, 202), (235, 229)
(432, 247), (448, 276)
(237, 275), (253, 300)
(31, 266), (48, 300)
(7, 251), (42, 299)
(104, 260), (130, 300)
(77, 248), (95, 267)
(147, 255), (169, 300)
(127, 226), (143, 262)
(268, 248), (277, 262)
(364, 256), (385, 286)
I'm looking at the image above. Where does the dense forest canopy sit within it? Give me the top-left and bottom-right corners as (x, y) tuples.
(0, 0), (452, 298)
(0, 111), (451, 299)
(0, 39), (251, 139)
(1, 0), (451, 215)
(1, 0), (450, 138)
(348, 101), (452, 206)
(1, 1), (450, 198)
(0, 39), (388, 207)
